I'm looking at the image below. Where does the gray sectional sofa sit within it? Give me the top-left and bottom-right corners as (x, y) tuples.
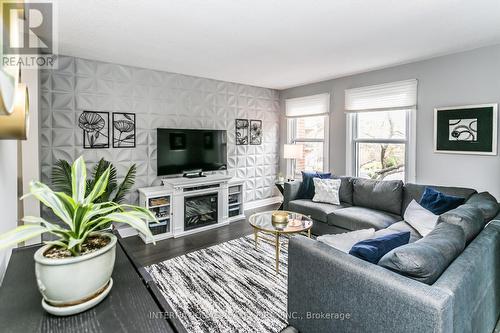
(283, 177), (500, 333)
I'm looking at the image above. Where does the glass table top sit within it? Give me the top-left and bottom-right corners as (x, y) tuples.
(248, 211), (313, 233)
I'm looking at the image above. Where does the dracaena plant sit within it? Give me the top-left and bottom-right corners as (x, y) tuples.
(0, 156), (155, 256)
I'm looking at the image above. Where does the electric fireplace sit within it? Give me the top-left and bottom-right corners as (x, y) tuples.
(184, 193), (218, 231)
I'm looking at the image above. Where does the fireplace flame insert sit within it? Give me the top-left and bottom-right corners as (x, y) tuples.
(184, 193), (218, 231)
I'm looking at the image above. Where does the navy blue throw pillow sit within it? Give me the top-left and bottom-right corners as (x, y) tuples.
(349, 232), (410, 264)
(419, 187), (465, 215)
(297, 171), (331, 199)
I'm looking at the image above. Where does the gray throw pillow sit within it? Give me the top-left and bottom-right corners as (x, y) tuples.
(378, 222), (465, 285)
(352, 178), (403, 215)
(332, 176), (353, 205)
(438, 204), (484, 243)
(466, 192), (499, 222)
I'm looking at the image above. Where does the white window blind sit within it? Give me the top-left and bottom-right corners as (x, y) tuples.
(285, 93), (330, 117)
(345, 79), (417, 112)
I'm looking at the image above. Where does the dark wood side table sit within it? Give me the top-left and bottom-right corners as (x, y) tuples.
(0, 236), (175, 333)
(275, 181), (285, 210)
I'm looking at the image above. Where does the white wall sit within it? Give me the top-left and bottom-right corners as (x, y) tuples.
(39, 55), (281, 207)
(0, 68), (40, 281)
(21, 69), (41, 245)
(0, 140), (18, 283)
(280, 44), (500, 198)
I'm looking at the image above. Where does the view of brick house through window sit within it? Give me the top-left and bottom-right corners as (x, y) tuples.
(292, 115), (326, 177)
(285, 93), (329, 178)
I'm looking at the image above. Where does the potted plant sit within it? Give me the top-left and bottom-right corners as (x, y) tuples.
(52, 158), (137, 204)
(0, 156), (156, 316)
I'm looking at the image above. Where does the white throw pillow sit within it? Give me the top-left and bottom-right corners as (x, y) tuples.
(404, 199), (439, 237)
(312, 178), (341, 205)
(317, 228), (376, 253)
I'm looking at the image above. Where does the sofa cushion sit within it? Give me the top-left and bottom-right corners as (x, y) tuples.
(402, 183), (477, 215)
(376, 221), (422, 243)
(466, 192), (499, 222)
(332, 176), (353, 205)
(420, 187), (465, 215)
(350, 231), (411, 264)
(312, 178), (341, 205)
(288, 199), (346, 223)
(352, 178), (403, 215)
(378, 222), (466, 285)
(328, 206), (401, 231)
(317, 228), (376, 253)
(404, 199), (439, 237)
(296, 171), (331, 199)
(438, 204), (484, 243)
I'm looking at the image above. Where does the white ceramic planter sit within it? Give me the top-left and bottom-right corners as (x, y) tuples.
(33, 232), (117, 306)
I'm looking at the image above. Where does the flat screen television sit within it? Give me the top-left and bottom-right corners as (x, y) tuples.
(157, 128), (227, 176)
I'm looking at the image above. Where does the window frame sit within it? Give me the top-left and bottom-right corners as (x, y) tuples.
(346, 109), (416, 182)
(287, 115), (329, 177)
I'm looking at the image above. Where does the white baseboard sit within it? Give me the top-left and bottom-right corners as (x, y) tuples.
(244, 196), (282, 211)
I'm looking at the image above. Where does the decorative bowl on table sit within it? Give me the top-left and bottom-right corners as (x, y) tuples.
(271, 211), (288, 225)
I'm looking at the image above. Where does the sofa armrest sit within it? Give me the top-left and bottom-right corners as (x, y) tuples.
(432, 220), (500, 333)
(287, 236), (453, 333)
(283, 181), (302, 210)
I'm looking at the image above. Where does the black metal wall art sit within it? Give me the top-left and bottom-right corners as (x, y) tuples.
(79, 111), (109, 149)
(112, 112), (136, 148)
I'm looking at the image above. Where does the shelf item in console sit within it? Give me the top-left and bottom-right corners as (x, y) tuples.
(154, 205), (170, 218)
(228, 194), (239, 204)
(149, 221), (169, 235)
(149, 197), (170, 207)
(229, 209), (240, 218)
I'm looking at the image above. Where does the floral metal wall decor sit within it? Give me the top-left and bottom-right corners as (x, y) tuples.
(112, 112), (136, 148)
(250, 120), (262, 145)
(235, 119), (249, 145)
(79, 111), (109, 149)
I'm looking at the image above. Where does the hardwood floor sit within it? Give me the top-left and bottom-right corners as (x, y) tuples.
(120, 203), (280, 267)
(120, 204), (500, 332)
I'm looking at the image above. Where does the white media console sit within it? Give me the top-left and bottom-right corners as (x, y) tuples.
(137, 175), (245, 244)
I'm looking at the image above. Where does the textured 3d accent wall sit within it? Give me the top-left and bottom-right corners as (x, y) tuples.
(39, 55), (281, 205)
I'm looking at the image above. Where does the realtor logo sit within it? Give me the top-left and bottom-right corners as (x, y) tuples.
(2, 1), (57, 69)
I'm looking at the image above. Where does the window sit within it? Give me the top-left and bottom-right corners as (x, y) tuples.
(352, 110), (409, 181)
(286, 94), (329, 178)
(345, 80), (417, 182)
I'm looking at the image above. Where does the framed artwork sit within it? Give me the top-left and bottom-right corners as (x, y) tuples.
(112, 112), (136, 148)
(235, 119), (249, 145)
(249, 119), (262, 145)
(79, 111), (109, 149)
(434, 104), (497, 155)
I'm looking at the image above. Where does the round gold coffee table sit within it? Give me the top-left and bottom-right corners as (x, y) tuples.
(248, 211), (313, 273)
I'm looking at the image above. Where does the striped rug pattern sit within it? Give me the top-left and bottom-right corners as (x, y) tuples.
(145, 235), (290, 333)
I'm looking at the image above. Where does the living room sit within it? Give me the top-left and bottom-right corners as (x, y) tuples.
(0, 1), (499, 332)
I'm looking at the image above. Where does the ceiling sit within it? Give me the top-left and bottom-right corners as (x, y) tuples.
(55, 0), (500, 90)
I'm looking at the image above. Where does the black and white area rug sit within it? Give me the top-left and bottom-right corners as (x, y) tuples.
(145, 235), (289, 333)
